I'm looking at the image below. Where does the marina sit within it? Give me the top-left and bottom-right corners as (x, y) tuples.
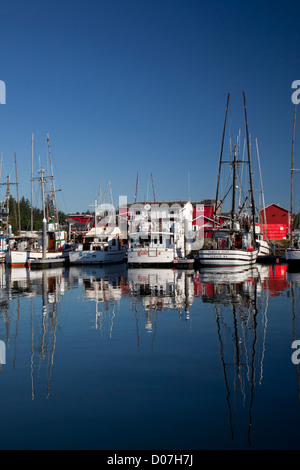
(1, 0), (300, 454)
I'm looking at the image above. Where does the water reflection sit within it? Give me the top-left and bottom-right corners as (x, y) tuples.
(0, 261), (297, 449)
(196, 265), (269, 445)
(287, 269), (300, 404)
(69, 264), (128, 336)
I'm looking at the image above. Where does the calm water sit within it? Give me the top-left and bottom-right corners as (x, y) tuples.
(0, 261), (300, 450)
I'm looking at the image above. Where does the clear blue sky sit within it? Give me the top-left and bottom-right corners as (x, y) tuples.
(0, 0), (299, 214)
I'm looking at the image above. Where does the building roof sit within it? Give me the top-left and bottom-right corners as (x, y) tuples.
(259, 203), (290, 213)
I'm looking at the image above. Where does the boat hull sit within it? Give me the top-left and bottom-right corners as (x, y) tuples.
(69, 248), (126, 265)
(127, 247), (175, 267)
(6, 250), (65, 268)
(257, 240), (271, 257)
(198, 248), (258, 267)
(286, 249), (300, 265)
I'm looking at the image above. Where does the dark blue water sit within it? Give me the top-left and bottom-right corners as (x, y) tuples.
(0, 262), (299, 450)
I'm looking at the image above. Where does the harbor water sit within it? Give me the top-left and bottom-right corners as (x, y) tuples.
(0, 262), (300, 450)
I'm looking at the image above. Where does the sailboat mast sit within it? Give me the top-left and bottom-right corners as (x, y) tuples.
(243, 91), (256, 245)
(46, 132), (59, 225)
(39, 168), (47, 260)
(31, 133), (34, 232)
(14, 153), (21, 236)
(291, 103), (297, 235)
(231, 145), (237, 229)
(214, 93), (230, 226)
(255, 138), (269, 242)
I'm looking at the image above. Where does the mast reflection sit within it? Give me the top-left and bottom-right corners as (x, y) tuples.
(287, 269), (300, 403)
(196, 265), (269, 446)
(1, 266), (65, 399)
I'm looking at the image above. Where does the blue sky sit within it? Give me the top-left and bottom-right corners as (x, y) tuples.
(0, 0), (299, 214)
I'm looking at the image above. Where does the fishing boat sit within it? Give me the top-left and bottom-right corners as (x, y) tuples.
(6, 136), (69, 269)
(198, 92), (258, 267)
(127, 200), (196, 267)
(68, 201), (127, 265)
(286, 104), (300, 267)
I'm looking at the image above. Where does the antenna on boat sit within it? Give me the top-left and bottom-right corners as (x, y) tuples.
(151, 173), (156, 203)
(134, 171), (138, 203)
(214, 92), (230, 226)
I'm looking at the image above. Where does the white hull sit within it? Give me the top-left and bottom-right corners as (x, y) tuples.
(286, 249), (300, 264)
(69, 248), (126, 265)
(6, 250), (65, 268)
(257, 239), (271, 257)
(198, 248), (258, 267)
(128, 247), (176, 265)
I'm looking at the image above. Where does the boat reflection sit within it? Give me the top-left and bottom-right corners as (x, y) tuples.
(68, 264), (128, 336)
(128, 268), (194, 316)
(196, 265), (269, 445)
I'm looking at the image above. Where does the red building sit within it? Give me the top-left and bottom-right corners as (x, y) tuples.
(258, 204), (291, 240)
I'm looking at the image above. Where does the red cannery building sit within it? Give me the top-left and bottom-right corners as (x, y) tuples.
(258, 204), (291, 240)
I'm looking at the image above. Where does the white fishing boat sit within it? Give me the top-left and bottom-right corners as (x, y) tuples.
(198, 92), (258, 267)
(5, 223), (68, 268)
(68, 202), (126, 265)
(199, 230), (258, 267)
(69, 227), (126, 265)
(127, 200), (196, 267)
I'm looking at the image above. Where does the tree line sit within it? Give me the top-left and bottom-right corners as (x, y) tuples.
(1, 196), (68, 234)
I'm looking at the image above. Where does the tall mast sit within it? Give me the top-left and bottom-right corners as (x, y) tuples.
(291, 103), (297, 235)
(31, 133), (34, 232)
(46, 132), (59, 225)
(151, 173), (156, 203)
(231, 145), (238, 229)
(0, 152), (3, 180)
(14, 153), (21, 236)
(255, 138), (269, 242)
(134, 171), (138, 203)
(214, 93), (230, 225)
(38, 168), (47, 259)
(243, 91), (256, 245)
